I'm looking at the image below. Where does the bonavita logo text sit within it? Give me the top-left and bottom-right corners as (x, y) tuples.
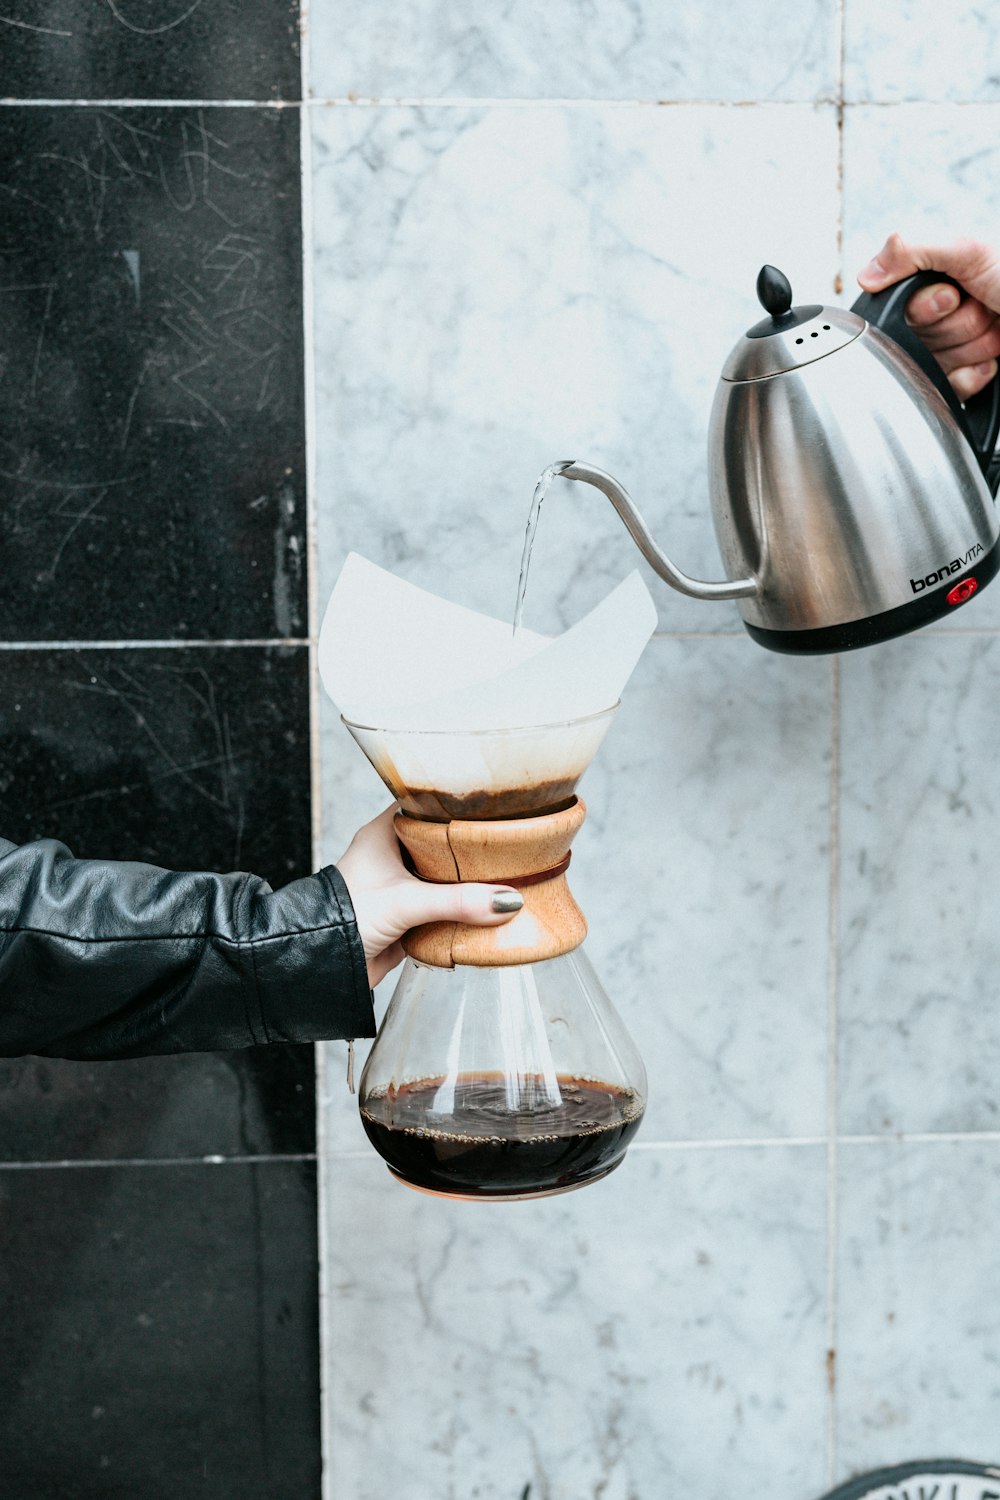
(911, 543), (984, 593)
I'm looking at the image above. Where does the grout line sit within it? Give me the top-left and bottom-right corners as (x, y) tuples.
(608, 1136), (825, 1152)
(0, 1153), (317, 1170)
(320, 1140), (831, 1159)
(0, 97), (298, 108)
(301, 62), (323, 885)
(826, 12), (846, 1476)
(910, 624), (1000, 635)
(304, 95), (843, 109)
(0, 638), (312, 650)
(3, 95), (996, 112)
(840, 1129), (1000, 1145)
(832, 96), (1000, 107)
(0, 95), (845, 111)
(650, 628), (746, 640)
(825, 653), (842, 1487)
(642, 1129), (1000, 1147)
(834, 0), (846, 299)
(317, 1130), (1000, 1162)
(299, 8), (337, 1495)
(649, 625), (1000, 643)
(8, 1130), (996, 1170)
(6, 627), (998, 652)
(5, 624), (996, 652)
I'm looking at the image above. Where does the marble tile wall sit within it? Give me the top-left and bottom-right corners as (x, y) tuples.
(312, 4), (1000, 1498)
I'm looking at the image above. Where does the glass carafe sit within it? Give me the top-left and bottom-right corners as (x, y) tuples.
(340, 719), (648, 1202)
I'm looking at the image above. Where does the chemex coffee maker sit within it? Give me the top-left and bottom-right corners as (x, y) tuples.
(557, 267), (1000, 653)
(320, 556), (656, 1201)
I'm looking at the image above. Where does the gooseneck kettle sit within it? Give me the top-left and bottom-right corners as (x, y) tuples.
(558, 266), (1000, 653)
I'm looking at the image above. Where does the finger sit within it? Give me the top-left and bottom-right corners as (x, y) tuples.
(932, 322), (1000, 374)
(391, 878), (524, 934)
(949, 359), (998, 400)
(910, 298), (996, 348)
(904, 282), (961, 326)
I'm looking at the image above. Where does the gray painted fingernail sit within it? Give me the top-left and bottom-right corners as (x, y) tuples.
(491, 890), (523, 913)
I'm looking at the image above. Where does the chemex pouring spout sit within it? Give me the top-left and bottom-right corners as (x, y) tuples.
(555, 460), (759, 603)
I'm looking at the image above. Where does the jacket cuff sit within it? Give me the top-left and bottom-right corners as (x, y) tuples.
(248, 866), (376, 1044)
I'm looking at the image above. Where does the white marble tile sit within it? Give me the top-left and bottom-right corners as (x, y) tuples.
(837, 1139), (1000, 1469)
(311, 104), (841, 637)
(321, 1144), (827, 1500)
(842, 105), (1000, 636)
(844, 1), (1000, 102)
(838, 634), (1000, 1134)
(842, 106), (1000, 272)
(308, 0), (839, 102)
(319, 636), (833, 1147)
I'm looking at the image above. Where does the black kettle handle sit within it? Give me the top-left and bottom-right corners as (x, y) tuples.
(851, 270), (1000, 491)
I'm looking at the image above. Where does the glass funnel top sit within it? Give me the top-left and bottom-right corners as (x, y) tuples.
(358, 948), (647, 1201)
(343, 705), (618, 820)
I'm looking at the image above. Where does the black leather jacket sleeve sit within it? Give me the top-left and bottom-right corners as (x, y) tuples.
(0, 836), (376, 1060)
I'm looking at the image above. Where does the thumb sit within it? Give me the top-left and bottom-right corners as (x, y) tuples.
(858, 231), (994, 296)
(392, 878), (523, 935)
(857, 230), (921, 291)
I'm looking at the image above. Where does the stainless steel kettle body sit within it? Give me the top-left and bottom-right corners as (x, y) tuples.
(557, 266), (1000, 654)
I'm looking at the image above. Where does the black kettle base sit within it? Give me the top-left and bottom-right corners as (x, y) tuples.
(744, 534), (1000, 655)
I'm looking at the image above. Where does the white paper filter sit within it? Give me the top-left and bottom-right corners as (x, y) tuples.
(319, 553), (656, 806)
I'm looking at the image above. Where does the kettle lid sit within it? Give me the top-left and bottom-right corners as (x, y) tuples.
(721, 265), (864, 382)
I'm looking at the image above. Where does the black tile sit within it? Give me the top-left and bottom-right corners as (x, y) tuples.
(0, 1044), (316, 1162)
(0, 107), (306, 640)
(0, 3), (300, 102)
(0, 644), (319, 1160)
(0, 646), (312, 875)
(0, 1160), (320, 1499)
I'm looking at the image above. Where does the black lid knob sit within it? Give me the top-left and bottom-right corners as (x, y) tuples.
(757, 265), (793, 319)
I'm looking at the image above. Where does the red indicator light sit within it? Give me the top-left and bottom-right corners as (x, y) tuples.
(947, 577), (978, 606)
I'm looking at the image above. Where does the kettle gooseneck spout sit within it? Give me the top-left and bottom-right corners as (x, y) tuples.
(555, 460), (759, 603)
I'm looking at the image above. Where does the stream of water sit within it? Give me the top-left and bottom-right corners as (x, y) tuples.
(512, 462), (564, 634)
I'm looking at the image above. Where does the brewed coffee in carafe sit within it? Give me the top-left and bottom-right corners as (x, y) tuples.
(360, 1073), (643, 1199)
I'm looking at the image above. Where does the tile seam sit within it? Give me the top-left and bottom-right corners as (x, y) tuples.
(9, 627), (999, 648)
(315, 1129), (1000, 1162)
(305, 96), (843, 108)
(0, 639), (313, 649)
(648, 626), (1000, 642)
(4, 97), (998, 110)
(299, 5), (339, 1495)
(826, 7), (846, 1478)
(0, 95), (846, 110)
(0, 97), (298, 108)
(0, 1153), (318, 1169)
(7, 1128), (999, 1171)
(824, 590), (843, 1483)
(301, 26), (322, 877)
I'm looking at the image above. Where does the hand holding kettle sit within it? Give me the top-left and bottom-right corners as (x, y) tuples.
(858, 232), (1000, 400)
(555, 237), (1000, 654)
